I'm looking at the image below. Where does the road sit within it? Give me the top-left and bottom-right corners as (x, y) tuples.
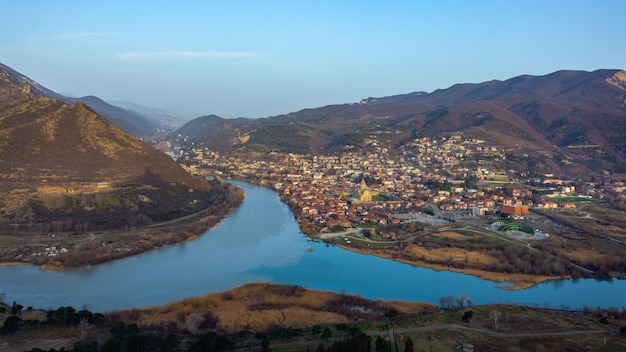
(386, 324), (618, 338)
(315, 228), (362, 240)
(264, 324), (619, 351)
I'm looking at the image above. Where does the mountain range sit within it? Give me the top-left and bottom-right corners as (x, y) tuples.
(177, 69), (626, 176)
(0, 63), (173, 137)
(3, 61), (625, 180)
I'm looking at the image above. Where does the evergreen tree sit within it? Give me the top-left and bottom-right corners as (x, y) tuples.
(404, 337), (414, 352)
(261, 334), (271, 352)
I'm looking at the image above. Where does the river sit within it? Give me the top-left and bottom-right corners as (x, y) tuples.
(1, 181), (624, 312)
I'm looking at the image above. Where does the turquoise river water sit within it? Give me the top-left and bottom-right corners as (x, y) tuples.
(1, 181), (624, 312)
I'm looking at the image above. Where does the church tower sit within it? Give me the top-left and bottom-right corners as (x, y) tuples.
(359, 177), (372, 202)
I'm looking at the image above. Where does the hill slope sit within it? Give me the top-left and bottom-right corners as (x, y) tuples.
(0, 63), (161, 137)
(178, 69), (626, 176)
(0, 63), (227, 233)
(61, 95), (160, 137)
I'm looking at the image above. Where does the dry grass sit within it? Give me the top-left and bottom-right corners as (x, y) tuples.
(400, 305), (626, 352)
(431, 231), (467, 240)
(589, 224), (626, 238)
(341, 245), (561, 290)
(404, 243), (496, 265)
(113, 283), (435, 334)
(560, 248), (608, 263)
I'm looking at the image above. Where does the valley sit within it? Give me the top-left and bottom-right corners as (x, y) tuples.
(1, 62), (626, 351)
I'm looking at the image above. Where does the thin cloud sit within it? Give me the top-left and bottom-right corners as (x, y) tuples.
(114, 50), (258, 61)
(56, 32), (122, 41)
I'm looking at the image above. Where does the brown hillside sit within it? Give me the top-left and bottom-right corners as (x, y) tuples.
(0, 65), (226, 233)
(178, 69), (626, 176)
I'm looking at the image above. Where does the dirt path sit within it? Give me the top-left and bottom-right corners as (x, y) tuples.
(388, 324), (618, 338)
(267, 324), (618, 351)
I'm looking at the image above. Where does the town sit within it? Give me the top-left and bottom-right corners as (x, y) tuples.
(176, 134), (626, 237)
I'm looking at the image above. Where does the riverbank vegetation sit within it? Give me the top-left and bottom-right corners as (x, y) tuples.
(0, 182), (244, 268)
(321, 203), (626, 289)
(1, 283), (625, 351)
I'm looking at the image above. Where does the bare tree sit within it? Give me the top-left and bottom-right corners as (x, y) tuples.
(446, 295), (455, 308)
(186, 313), (205, 337)
(490, 310), (502, 331)
(438, 296), (446, 308)
(456, 293), (467, 307)
(384, 309), (399, 352)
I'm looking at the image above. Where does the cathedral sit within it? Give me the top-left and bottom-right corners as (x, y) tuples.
(359, 177), (373, 202)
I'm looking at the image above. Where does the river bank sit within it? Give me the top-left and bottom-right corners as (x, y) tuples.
(3, 283), (623, 352)
(313, 228), (567, 290)
(0, 183), (244, 269)
(334, 242), (564, 290)
(3, 179), (626, 313)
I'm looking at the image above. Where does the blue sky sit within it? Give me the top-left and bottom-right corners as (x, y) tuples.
(1, 1), (624, 119)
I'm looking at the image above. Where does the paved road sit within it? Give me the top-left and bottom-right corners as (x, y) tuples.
(316, 228), (362, 240)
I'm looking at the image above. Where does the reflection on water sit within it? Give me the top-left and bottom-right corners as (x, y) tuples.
(1, 180), (625, 312)
(551, 279), (564, 289)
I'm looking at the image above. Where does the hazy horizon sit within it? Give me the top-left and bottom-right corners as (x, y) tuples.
(1, 1), (624, 119)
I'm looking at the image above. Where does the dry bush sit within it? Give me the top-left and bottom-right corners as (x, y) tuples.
(111, 283), (435, 334)
(404, 243), (496, 264)
(431, 231), (466, 240)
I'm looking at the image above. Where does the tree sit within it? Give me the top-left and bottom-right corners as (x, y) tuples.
(456, 293), (467, 308)
(384, 309), (399, 352)
(336, 323), (348, 336)
(10, 301), (23, 315)
(375, 336), (391, 352)
(490, 310), (502, 331)
(312, 325), (321, 336)
(445, 295), (455, 308)
(261, 335), (271, 352)
(462, 310), (473, 325)
(111, 321), (126, 340)
(186, 313), (205, 336)
(404, 337), (414, 352)
(0, 315), (23, 335)
(438, 296), (447, 308)
(321, 327), (332, 340)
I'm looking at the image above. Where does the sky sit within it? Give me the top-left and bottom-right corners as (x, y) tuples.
(1, 1), (625, 119)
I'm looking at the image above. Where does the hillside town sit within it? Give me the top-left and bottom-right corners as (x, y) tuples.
(177, 135), (626, 234)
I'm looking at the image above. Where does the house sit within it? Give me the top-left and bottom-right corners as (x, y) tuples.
(501, 205), (529, 215)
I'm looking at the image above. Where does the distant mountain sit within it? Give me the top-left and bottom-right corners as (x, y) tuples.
(109, 100), (187, 128)
(61, 95), (160, 137)
(0, 63), (223, 231)
(177, 69), (626, 176)
(0, 63), (160, 137)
